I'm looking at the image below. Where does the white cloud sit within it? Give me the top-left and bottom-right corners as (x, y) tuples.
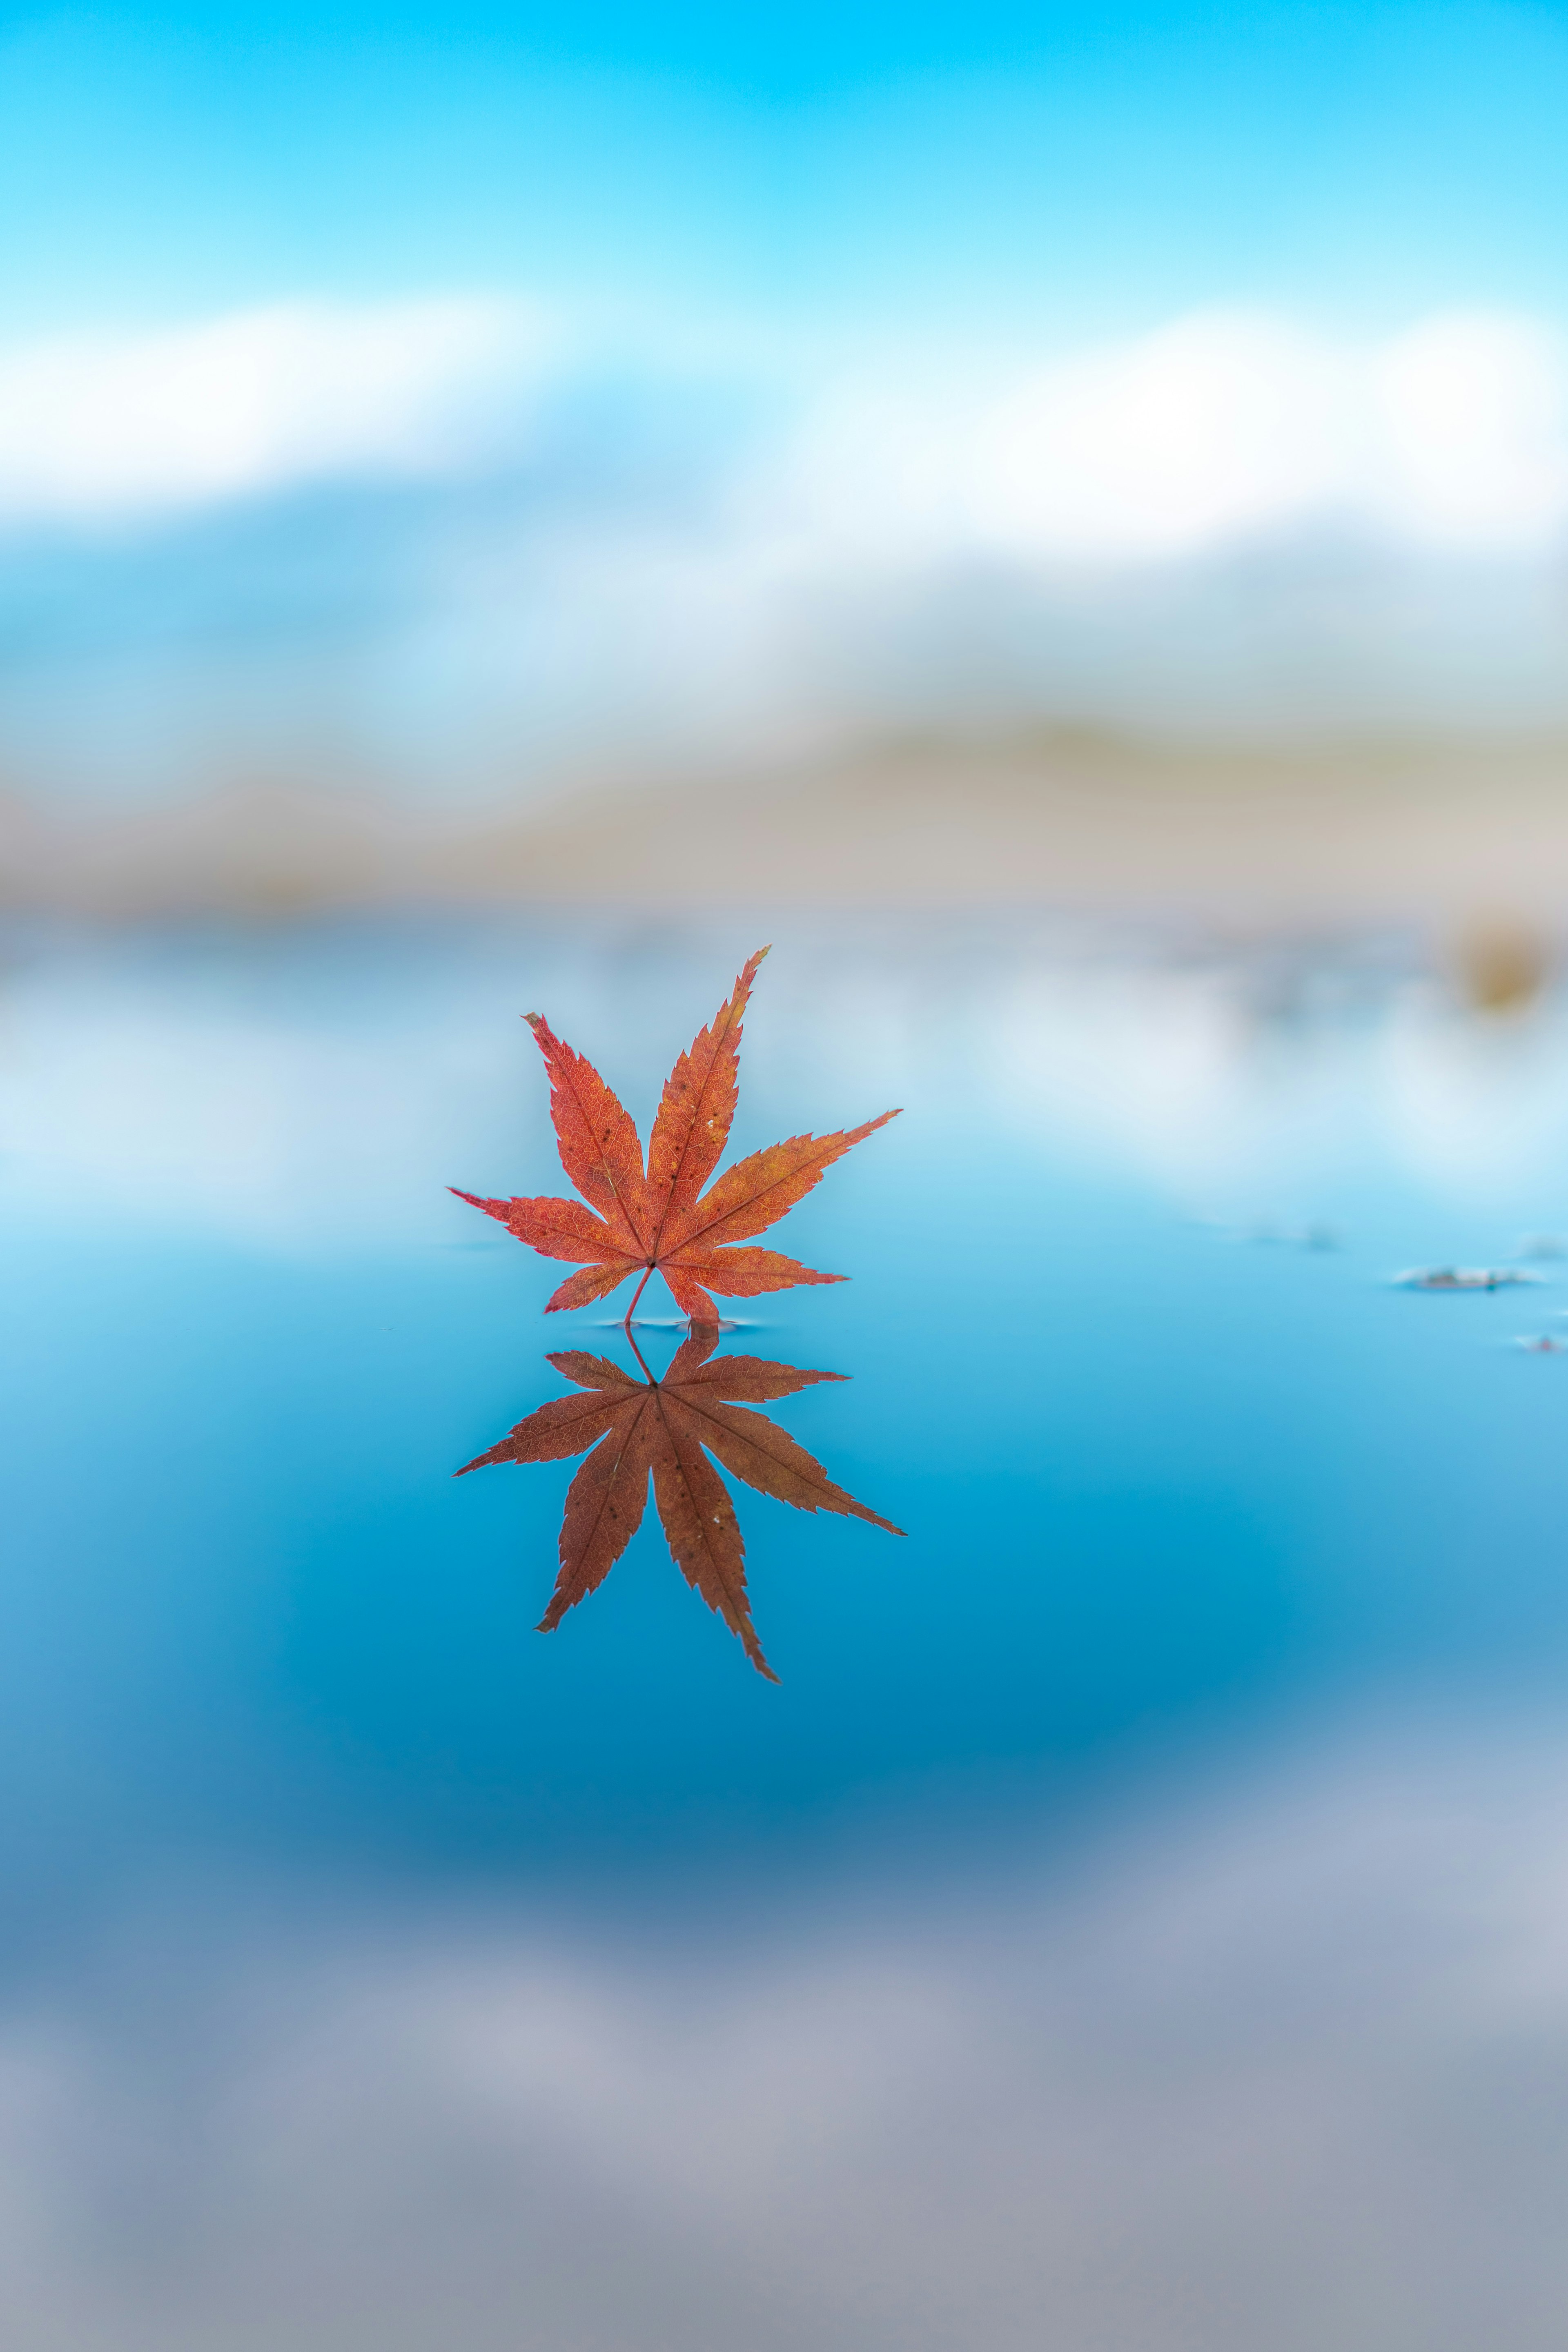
(966, 312), (1356, 559)
(1372, 312), (1568, 549)
(0, 297), (548, 520)
(781, 307), (1568, 564)
(3, 296), (1566, 563)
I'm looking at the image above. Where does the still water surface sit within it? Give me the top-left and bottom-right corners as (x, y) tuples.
(6, 912), (1568, 2347)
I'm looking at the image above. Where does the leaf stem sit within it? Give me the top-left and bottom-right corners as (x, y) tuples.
(624, 1265), (654, 1331)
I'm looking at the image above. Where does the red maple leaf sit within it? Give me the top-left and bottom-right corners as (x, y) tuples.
(456, 1327), (904, 1679)
(453, 947), (899, 1322)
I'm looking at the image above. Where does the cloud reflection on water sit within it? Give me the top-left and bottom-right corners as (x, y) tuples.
(7, 918), (1568, 1250)
(5, 1716), (1568, 2349)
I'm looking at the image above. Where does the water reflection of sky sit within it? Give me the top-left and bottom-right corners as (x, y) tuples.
(7, 913), (1568, 2345)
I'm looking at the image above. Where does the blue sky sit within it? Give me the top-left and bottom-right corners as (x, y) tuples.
(8, 1), (1568, 333)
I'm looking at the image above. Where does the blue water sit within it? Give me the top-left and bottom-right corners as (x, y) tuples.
(7, 912), (1568, 1913)
(11, 911), (1568, 2346)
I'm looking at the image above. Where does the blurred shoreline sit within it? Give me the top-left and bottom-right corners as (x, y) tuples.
(5, 726), (1568, 929)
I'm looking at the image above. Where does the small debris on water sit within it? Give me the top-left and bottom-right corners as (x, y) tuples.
(1516, 1334), (1568, 1352)
(1394, 1267), (1541, 1292)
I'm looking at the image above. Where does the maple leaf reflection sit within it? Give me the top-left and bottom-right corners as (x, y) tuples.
(456, 1328), (904, 1680)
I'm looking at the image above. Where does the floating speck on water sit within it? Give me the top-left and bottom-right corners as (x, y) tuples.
(1394, 1267), (1541, 1292)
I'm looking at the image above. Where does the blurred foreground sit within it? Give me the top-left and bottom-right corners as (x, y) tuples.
(5, 1717), (1568, 2352)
